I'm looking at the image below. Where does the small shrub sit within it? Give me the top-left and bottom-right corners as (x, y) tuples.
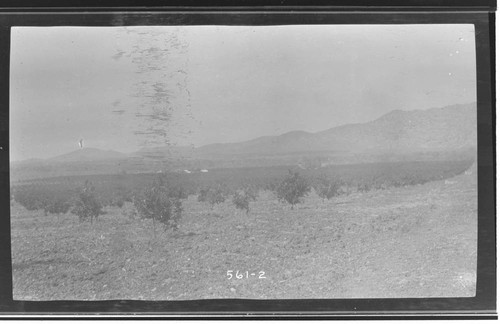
(198, 184), (229, 208)
(109, 194), (125, 208)
(232, 186), (258, 214)
(243, 185), (258, 201)
(72, 180), (104, 224)
(197, 187), (209, 203)
(357, 182), (371, 193)
(169, 185), (189, 200)
(13, 187), (50, 211)
(44, 197), (72, 215)
(274, 170), (311, 209)
(134, 176), (183, 236)
(313, 177), (342, 201)
(266, 179), (281, 192)
(207, 183), (229, 208)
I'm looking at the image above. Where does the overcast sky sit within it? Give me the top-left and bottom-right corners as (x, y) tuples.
(10, 24), (476, 161)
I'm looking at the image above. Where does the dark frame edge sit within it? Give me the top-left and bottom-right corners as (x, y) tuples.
(0, 8), (496, 319)
(0, 0), (496, 13)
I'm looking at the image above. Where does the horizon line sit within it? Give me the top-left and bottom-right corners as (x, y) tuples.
(11, 101), (476, 163)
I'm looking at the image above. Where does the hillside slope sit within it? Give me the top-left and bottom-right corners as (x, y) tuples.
(193, 103), (476, 156)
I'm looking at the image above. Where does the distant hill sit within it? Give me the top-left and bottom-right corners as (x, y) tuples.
(11, 103), (477, 181)
(48, 148), (128, 163)
(153, 102), (476, 157)
(194, 130), (316, 157)
(311, 102), (476, 153)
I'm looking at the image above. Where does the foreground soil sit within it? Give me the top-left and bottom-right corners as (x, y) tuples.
(11, 169), (477, 300)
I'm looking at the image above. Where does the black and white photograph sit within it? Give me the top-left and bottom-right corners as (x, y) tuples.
(9, 24), (478, 301)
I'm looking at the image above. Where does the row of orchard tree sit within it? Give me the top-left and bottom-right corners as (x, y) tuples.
(12, 159), (474, 222)
(130, 170), (320, 236)
(130, 170), (329, 236)
(12, 170), (347, 233)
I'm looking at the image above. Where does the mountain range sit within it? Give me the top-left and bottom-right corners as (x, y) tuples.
(194, 102), (476, 157)
(11, 103), (477, 180)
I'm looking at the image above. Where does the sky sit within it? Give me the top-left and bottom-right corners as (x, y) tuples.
(10, 24), (476, 161)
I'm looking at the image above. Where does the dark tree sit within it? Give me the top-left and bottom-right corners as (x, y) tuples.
(134, 176), (183, 237)
(232, 185), (258, 214)
(313, 177), (343, 201)
(72, 180), (104, 224)
(274, 170), (311, 209)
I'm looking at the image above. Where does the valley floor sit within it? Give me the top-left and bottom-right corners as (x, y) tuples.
(11, 169), (477, 300)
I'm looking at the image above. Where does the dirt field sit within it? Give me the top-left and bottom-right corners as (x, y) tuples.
(11, 167), (477, 300)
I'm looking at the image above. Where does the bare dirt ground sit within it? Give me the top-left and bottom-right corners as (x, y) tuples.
(11, 168), (477, 300)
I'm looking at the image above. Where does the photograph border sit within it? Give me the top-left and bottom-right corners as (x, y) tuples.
(0, 2), (496, 319)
